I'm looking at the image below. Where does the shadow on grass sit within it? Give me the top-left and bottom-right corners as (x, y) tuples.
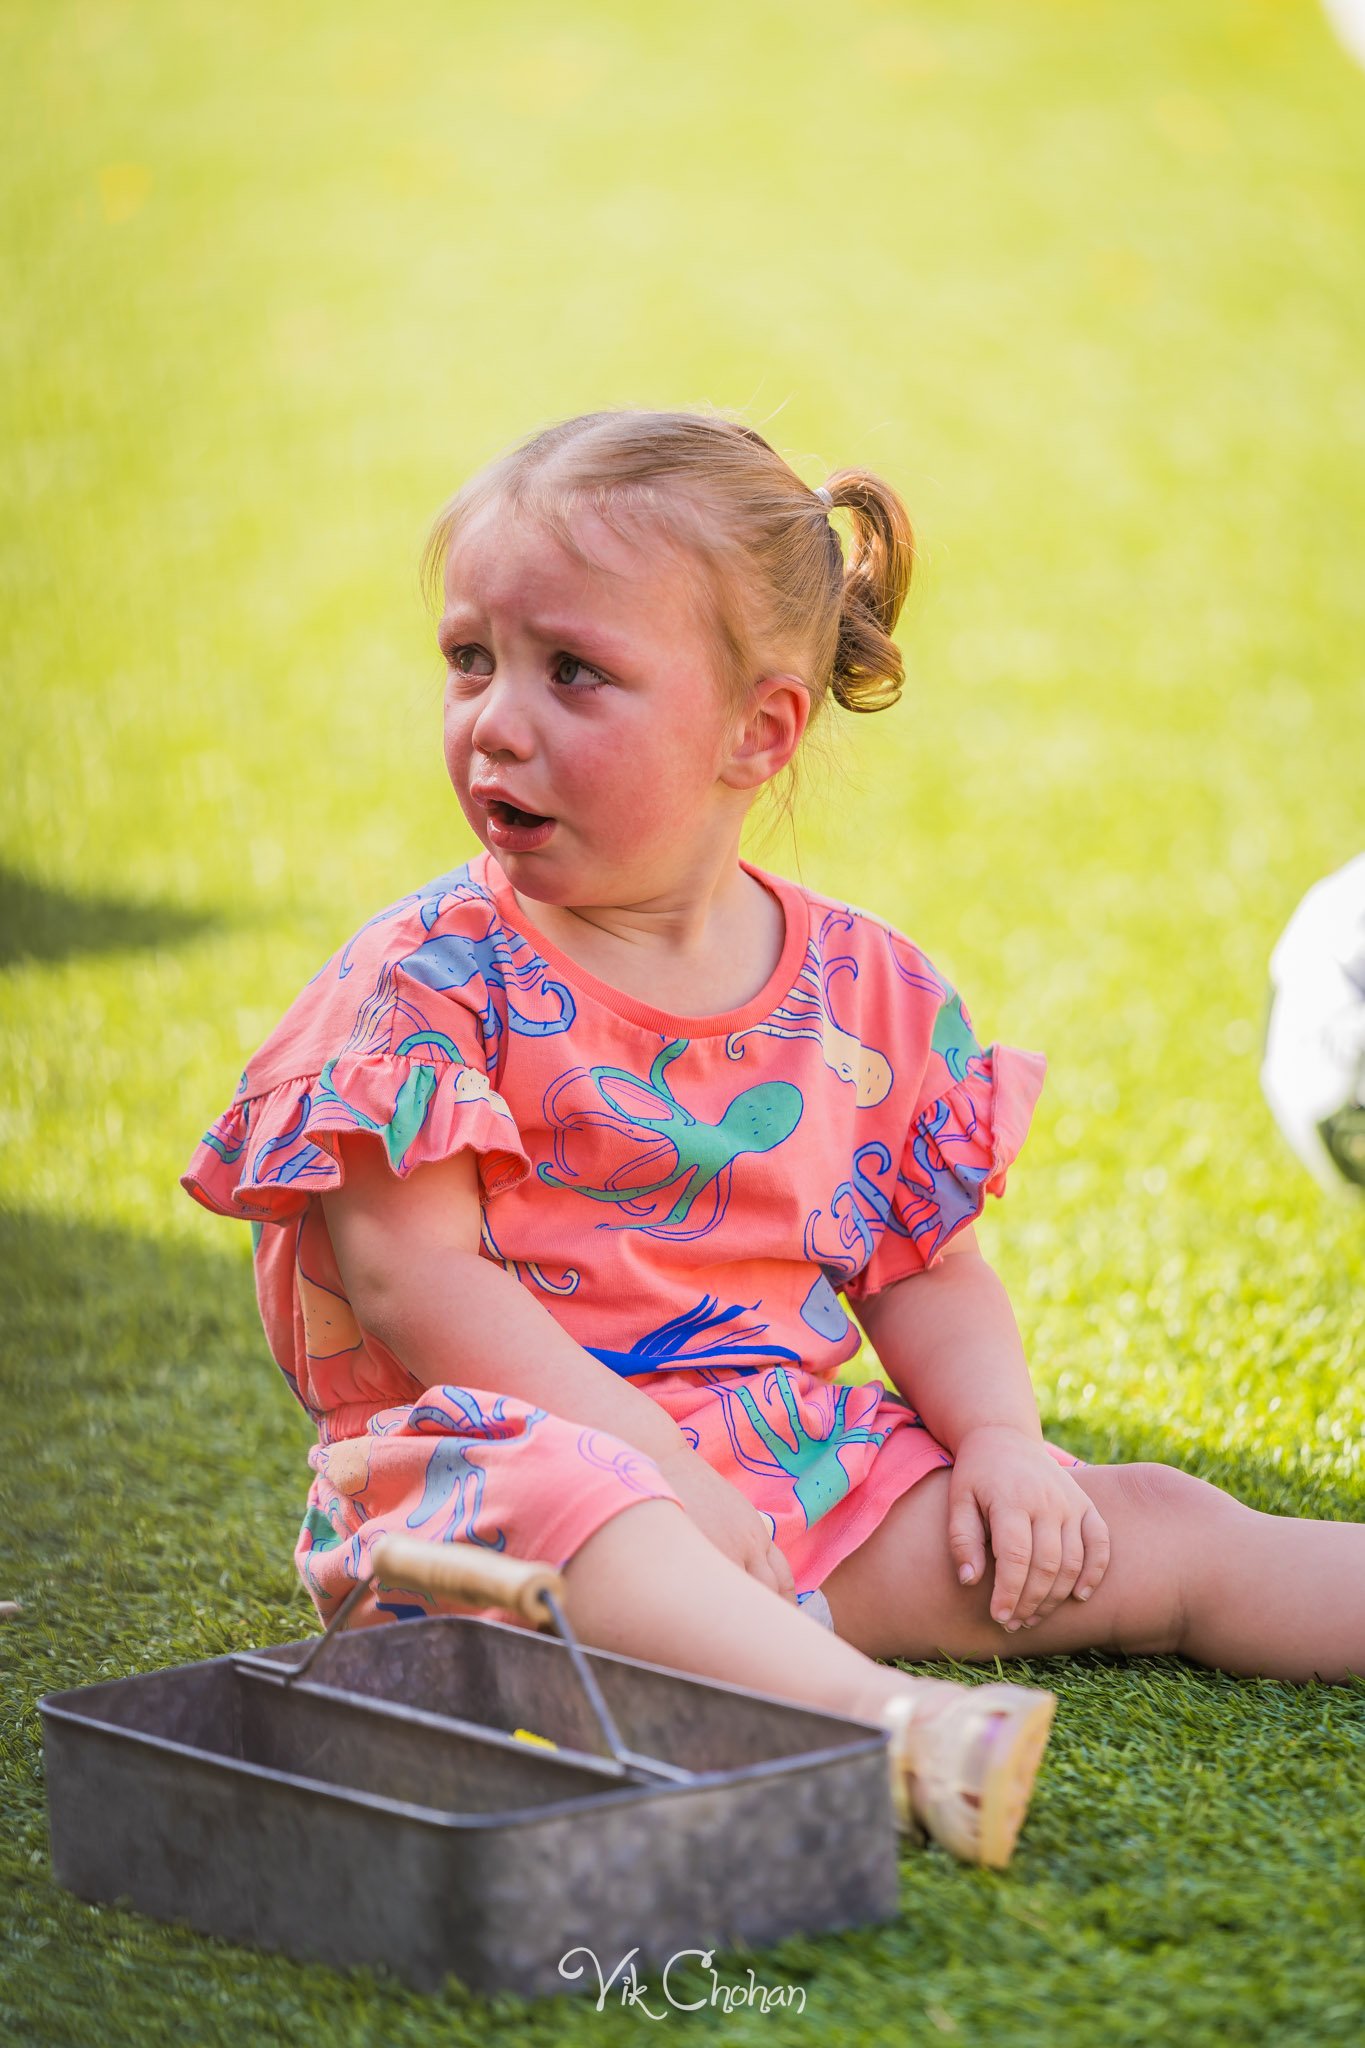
(0, 1203), (263, 1383)
(0, 865), (220, 968)
(0, 1205), (311, 1569)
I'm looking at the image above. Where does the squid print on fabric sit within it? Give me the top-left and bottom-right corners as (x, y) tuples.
(725, 910), (896, 1107)
(900, 1098), (995, 1259)
(585, 1293), (804, 1379)
(537, 1038), (803, 1240)
(802, 1138), (918, 1285)
(295, 1386), (527, 1618)
(804, 1114), (994, 1281)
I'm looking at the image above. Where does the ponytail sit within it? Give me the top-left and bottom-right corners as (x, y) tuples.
(819, 470), (916, 714)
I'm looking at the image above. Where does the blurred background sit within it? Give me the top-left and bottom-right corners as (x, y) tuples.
(6, 0), (1365, 1467)
(4, 0), (1362, 1477)
(4, 3), (1364, 2036)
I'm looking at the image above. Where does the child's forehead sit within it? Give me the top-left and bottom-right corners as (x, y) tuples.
(440, 494), (701, 625)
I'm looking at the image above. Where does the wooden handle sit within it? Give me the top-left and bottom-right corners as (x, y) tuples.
(369, 1535), (565, 1626)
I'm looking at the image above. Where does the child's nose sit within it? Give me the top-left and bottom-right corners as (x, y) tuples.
(468, 676), (535, 761)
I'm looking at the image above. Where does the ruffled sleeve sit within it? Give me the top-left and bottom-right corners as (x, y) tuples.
(841, 973), (1045, 1302)
(182, 909), (532, 1223)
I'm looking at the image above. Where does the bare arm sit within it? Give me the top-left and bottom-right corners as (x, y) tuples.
(322, 1133), (694, 1461)
(318, 1135), (797, 1600)
(852, 1225), (1109, 1626)
(850, 1226), (1042, 1451)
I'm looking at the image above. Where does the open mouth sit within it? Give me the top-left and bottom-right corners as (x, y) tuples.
(486, 799), (553, 830)
(478, 796), (557, 850)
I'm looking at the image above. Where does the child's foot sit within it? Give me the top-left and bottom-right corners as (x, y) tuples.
(879, 1680), (1056, 1868)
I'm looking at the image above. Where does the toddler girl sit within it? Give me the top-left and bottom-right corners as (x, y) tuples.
(183, 409), (1364, 1871)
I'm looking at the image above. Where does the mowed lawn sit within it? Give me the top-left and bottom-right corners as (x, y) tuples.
(3, 2), (1364, 2043)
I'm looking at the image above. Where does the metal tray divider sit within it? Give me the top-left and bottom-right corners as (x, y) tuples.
(232, 1573), (696, 1787)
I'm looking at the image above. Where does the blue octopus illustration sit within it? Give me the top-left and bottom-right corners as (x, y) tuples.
(400, 921), (575, 1050)
(900, 1098), (991, 1257)
(401, 1393), (536, 1549)
(333, 866), (477, 981)
(802, 1141), (913, 1282)
(538, 1038), (802, 1239)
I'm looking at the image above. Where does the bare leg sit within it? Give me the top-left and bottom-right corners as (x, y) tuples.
(821, 1462), (1365, 1683)
(562, 1499), (915, 1727)
(561, 1498), (1056, 1866)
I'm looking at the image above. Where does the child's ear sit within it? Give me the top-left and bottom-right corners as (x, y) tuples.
(720, 673), (810, 791)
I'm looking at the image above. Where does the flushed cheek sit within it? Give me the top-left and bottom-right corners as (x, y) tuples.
(562, 737), (701, 831)
(442, 696), (479, 780)
(441, 719), (484, 827)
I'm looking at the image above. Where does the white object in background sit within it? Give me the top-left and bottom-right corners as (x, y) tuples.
(1322, 0), (1365, 70)
(1261, 852), (1365, 1197)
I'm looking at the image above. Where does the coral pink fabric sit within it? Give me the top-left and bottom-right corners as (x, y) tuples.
(183, 851), (1076, 1630)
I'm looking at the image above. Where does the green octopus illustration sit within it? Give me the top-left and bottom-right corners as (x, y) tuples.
(931, 993), (983, 1083)
(315, 1036), (451, 1173)
(538, 1038), (802, 1233)
(726, 1376), (891, 1527)
(300, 1500), (346, 1553)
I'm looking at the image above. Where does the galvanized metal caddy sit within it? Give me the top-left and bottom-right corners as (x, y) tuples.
(40, 1538), (898, 1997)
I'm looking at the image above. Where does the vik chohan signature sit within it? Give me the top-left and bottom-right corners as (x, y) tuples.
(559, 1944), (808, 2016)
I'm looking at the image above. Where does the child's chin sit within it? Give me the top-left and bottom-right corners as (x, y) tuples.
(490, 844), (600, 910)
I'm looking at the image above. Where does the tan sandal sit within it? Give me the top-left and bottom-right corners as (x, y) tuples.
(880, 1681), (1056, 1868)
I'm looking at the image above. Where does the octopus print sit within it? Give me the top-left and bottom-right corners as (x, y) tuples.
(538, 1038), (802, 1239)
(725, 912), (894, 1106)
(714, 1371), (893, 1528)
(399, 915), (576, 1049)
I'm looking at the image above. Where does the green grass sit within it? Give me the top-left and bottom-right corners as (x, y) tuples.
(4, 0), (1365, 2041)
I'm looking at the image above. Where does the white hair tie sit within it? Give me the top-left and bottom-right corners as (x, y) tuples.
(814, 485), (834, 509)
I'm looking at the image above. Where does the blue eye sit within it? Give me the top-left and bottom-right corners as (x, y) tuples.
(552, 654), (606, 691)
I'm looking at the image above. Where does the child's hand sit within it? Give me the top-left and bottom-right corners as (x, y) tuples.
(947, 1425), (1110, 1630)
(656, 1447), (799, 1606)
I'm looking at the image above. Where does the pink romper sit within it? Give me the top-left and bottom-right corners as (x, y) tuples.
(182, 851), (1077, 1631)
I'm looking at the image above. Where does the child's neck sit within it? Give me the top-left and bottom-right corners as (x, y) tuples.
(506, 860), (788, 1018)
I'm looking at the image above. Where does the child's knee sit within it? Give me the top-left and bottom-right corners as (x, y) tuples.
(1104, 1460), (1236, 1656)
(1114, 1460), (1231, 1523)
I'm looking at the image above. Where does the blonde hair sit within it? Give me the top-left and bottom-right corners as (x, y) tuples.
(420, 408), (915, 821)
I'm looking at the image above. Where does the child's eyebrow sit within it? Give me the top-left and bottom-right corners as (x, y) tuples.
(437, 607), (631, 670)
(525, 615), (631, 666)
(436, 605), (481, 646)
